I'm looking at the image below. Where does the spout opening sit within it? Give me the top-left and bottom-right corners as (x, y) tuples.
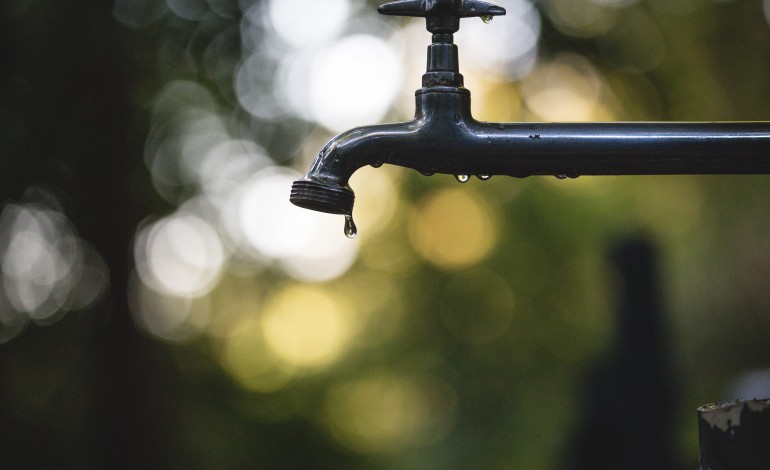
(290, 179), (355, 215)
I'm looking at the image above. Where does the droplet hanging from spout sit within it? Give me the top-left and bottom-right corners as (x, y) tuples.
(481, 15), (493, 24)
(344, 214), (358, 238)
(455, 174), (470, 183)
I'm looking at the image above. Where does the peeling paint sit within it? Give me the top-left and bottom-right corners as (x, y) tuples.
(698, 399), (770, 432)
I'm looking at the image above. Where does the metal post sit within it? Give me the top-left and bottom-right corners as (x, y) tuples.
(698, 399), (770, 469)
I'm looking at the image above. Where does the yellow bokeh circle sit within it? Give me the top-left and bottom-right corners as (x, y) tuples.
(261, 285), (353, 369)
(408, 187), (498, 270)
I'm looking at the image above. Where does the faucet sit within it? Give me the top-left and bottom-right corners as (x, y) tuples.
(290, 0), (770, 235)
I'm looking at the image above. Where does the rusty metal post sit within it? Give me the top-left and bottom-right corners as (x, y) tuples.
(698, 399), (770, 469)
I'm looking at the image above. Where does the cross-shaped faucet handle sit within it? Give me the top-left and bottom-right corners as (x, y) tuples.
(378, 0), (506, 34)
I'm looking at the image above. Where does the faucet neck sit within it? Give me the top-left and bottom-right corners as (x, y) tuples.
(415, 84), (472, 123)
(423, 33), (464, 88)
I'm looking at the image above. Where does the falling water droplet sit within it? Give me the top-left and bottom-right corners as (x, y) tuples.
(481, 15), (493, 24)
(555, 174), (568, 180)
(477, 175), (492, 181)
(344, 214), (358, 239)
(455, 174), (470, 183)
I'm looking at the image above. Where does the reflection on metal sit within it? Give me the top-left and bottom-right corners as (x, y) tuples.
(290, 0), (770, 220)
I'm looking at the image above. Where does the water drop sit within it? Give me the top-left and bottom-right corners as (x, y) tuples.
(344, 214), (357, 239)
(477, 175), (492, 181)
(481, 15), (493, 24)
(455, 174), (470, 183)
(371, 161), (383, 168)
(555, 174), (568, 180)
(421, 171), (435, 176)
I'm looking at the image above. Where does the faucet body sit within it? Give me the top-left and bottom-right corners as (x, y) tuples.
(290, 0), (770, 216)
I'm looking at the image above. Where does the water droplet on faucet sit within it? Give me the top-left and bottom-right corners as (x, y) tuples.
(455, 174), (470, 183)
(481, 15), (493, 24)
(370, 161), (383, 168)
(344, 214), (358, 239)
(477, 175), (492, 181)
(555, 174), (568, 180)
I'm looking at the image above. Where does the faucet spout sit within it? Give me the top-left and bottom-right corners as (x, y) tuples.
(291, 84), (770, 215)
(289, 118), (422, 215)
(289, 87), (475, 215)
(290, 0), (770, 221)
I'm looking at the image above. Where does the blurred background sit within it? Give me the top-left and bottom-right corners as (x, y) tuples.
(2, 0), (770, 468)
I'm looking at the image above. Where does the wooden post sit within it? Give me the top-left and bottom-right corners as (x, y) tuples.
(698, 399), (770, 469)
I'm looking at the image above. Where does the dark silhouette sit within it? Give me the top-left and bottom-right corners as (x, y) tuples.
(569, 238), (680, 469)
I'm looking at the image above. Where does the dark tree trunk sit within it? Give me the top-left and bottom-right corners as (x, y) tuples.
(1, 1), (163, 467)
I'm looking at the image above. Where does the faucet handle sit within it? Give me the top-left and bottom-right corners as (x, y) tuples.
(378, 0), (506, 34)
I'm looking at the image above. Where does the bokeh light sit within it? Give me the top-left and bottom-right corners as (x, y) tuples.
(129, 273), (212, 342)
(457, 0), (541, 79)
(1, 207), (77, 320)
(520, 54), (613, 121)
(145, 80), (227, 203)
(277, 34), (403, 132)
(324, 372), (457, 454)
(222, 312), (294, 393)
(134, 213), (226, 298)
(213, 282), (361, 390)
(235, 51), (288, 120)
(260, 284), (355, 369)
(194, 139), (272, 210)
(165, 0), (209, 21)
(409, 187), (499, 270)
(0, 189), (109, 342)
(543, 0), (620, 38)
(112, 0), (167, 28)
(268, 0), (351, 49)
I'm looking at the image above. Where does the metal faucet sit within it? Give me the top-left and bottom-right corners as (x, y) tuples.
(290, 0), (770, 233)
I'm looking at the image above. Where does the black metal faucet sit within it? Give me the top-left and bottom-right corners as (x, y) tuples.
(290, 0), (770, 228)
